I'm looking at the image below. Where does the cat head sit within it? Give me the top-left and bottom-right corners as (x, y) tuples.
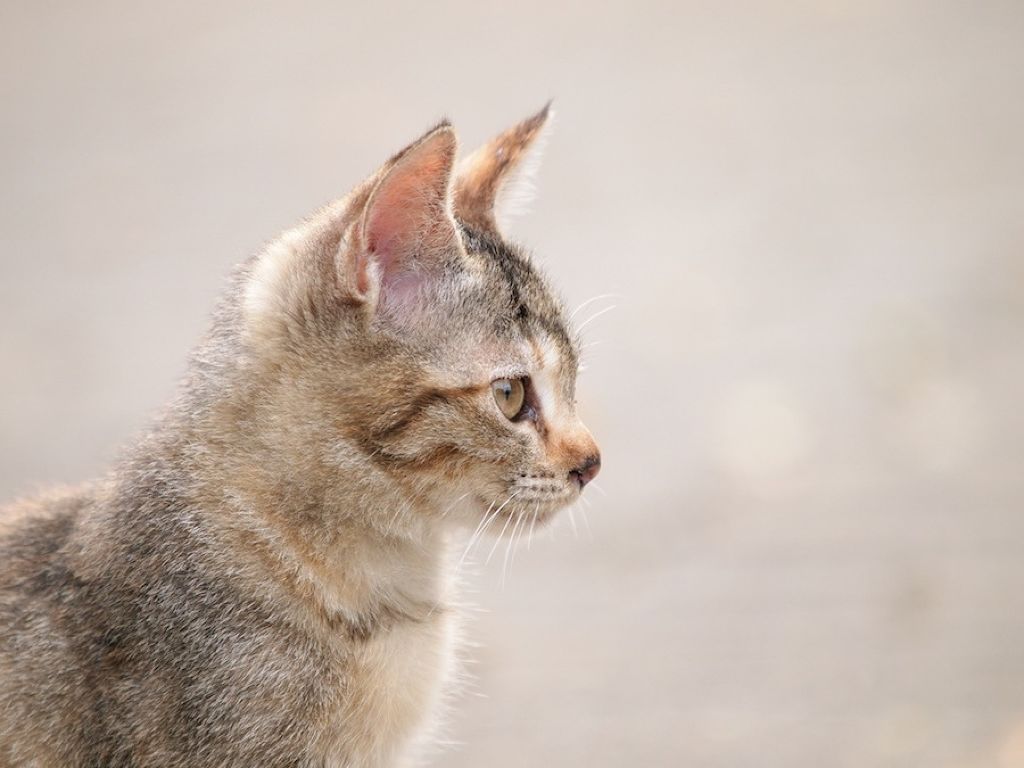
(238, 106), (599, 535)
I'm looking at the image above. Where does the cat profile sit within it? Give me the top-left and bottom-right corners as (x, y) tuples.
(0, 105), (600, 767)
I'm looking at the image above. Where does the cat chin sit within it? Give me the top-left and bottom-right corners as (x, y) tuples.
(512, 503), (564, 530)
(460, 493), (571, 532)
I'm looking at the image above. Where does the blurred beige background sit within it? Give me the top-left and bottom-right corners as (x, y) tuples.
(2, 2), (1024, 766)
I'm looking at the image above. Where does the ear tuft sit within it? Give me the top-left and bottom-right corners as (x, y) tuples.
(454, 103), (553, 234)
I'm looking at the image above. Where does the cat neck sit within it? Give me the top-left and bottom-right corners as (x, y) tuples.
(219, 448), (451, 628)
(114, 293), (464, 627)
(119, 394), (455, 631)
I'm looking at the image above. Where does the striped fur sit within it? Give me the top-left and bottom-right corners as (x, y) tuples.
(0, 108), (599, 767)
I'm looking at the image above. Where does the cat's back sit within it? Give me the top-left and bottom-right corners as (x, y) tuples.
(0, 487), (99, 766)
(0, 481), (351, 767)
(0, 483), (311, 765)
(0, 486), (94, 616)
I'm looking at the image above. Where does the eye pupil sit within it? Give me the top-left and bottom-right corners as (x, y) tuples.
(492, 378), (526, 420)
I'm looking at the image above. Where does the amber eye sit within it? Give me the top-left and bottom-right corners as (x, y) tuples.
(491, 378), (526, 420)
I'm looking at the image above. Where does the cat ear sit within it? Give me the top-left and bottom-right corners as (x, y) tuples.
(346, 123), (461, 318)
(454, 103), (552, 234)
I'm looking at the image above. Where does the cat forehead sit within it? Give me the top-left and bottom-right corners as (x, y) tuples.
(457, 223), (578, 364)
(442, 332), (574, 400)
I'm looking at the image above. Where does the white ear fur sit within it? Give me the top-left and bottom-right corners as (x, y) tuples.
(489, 108), (553, 231)
(453, 103), (553, 235)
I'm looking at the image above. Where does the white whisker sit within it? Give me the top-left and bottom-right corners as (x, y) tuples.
(455, 496), (500, 575)
(501, 513), (525, 588)
(570, 293), (621, 320)
(441, 491), (472, 518)
(576, 304), (617, 335)
(579, 502), (593, 540)
(385, 502), (410, 537)
(484, 493), (519, 565)
(509, 505), (530, 571)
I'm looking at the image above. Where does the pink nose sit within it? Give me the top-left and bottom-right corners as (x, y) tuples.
(569, 454), (601, 490)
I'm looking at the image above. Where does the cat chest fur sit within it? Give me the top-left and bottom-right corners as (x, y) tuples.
(311, 607), (458, 767)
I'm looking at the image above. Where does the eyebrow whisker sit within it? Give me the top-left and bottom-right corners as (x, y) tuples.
(576, 304), (618, 335)
(569, 293), (622, 320)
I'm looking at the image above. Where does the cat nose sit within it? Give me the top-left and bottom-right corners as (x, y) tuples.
(569, 454), (601, 490)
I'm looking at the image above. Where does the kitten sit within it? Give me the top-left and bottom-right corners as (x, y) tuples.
(0, 105), (600, 767)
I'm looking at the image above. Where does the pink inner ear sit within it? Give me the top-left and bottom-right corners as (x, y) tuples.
(359, 129), (458, 316)
(364, 174), (424, 259)
(364, 186), (442, 305)
(365, 145), (452, 256)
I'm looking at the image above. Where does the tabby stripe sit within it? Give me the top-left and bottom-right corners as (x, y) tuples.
(367, 443), (472, 472)
(370, 384), (480, 442)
